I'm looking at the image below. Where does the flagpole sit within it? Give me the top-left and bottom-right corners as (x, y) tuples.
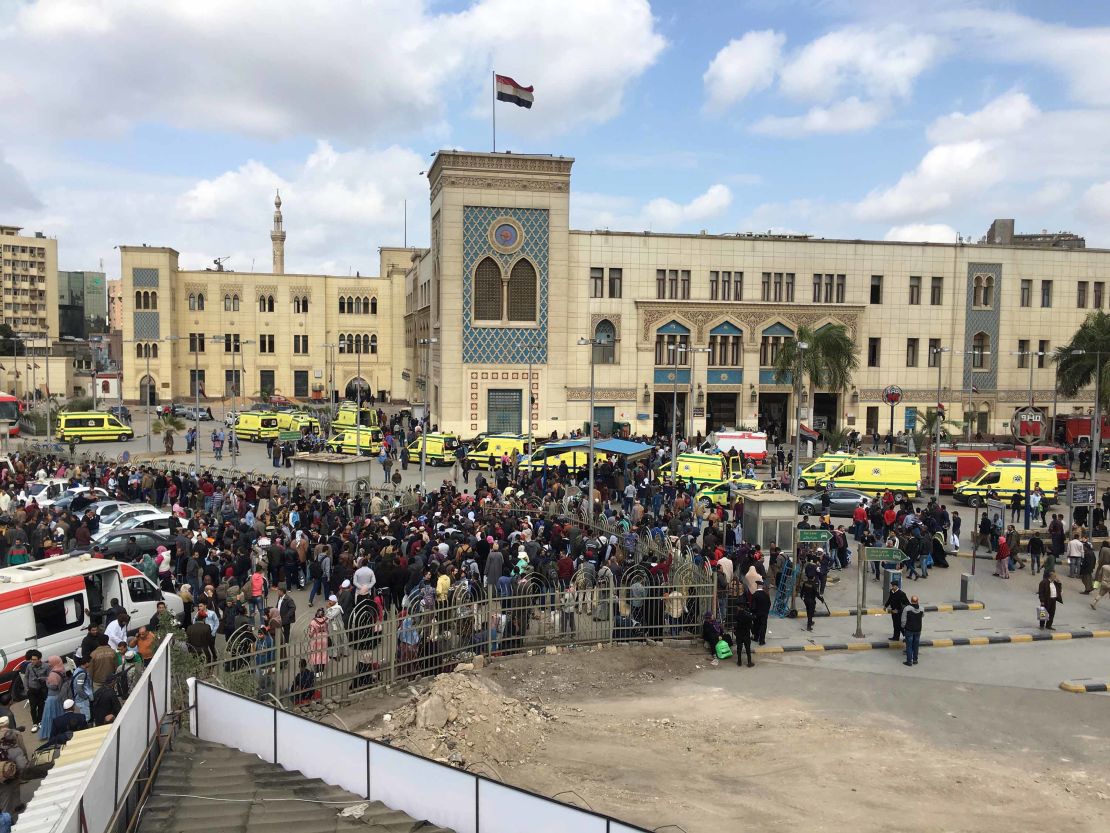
(492, 71), (497, 153)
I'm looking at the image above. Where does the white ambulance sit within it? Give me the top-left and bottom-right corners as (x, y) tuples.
(707, 430), (769, 464)
(0, 554), (184, 677)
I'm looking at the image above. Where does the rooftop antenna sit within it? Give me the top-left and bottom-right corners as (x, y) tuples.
(404, 199), (408, 248)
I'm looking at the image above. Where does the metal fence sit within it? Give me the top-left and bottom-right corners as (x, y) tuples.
(196, 556), (714, 707)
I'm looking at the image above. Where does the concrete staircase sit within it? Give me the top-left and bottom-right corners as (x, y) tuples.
(137, 734), (454, 833)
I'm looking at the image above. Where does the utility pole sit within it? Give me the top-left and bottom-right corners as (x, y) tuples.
(791, 341), (809, 494)
(417, 337), (438, 493)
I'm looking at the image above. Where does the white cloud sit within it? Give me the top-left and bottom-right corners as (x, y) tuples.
(855, 91), (1110, 224)
(751, 97), (884, 136)
(14, 142), (430, 275)
(0, 150), (41, 210)
(0, 0), (665, 141)
(702, 30), (784, 111)
(777, 25), (939, 104)
(1079, 182), (1110, 223)
(573, 184), (732, 232)
(926, 91), (1038, 143)
(884, 223), (958, 244)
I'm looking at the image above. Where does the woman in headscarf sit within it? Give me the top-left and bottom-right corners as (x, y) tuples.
(308, 608), (329, 673)
(38, 655), (65, 740)
(141, 549), (159, 583)
(325, 594), (347, 660)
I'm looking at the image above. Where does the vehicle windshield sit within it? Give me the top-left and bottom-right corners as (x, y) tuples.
(25, 482), (49, 496)
(444, 437), (459, 449)
(0, 400), (19, 422)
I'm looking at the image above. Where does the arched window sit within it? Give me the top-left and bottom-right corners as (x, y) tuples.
(338, 334), (346, 354)
(353, 297), (362, 315)
(151, 343), (158, 359)
(346, 296), (353, 313)
(363, 296), (371, 315)
(345, 334), (354, 354)
(338, 297), (346, 314)
(592, 319), (617, 364)
(370, 296), (377, 315)
(189, 293), (197, 311)
(232, 294), (240, 312)
(301, 296), (309, 313)
(224, 294), (232, 311)
(507, 259), (537, 322)
(259, 295), (267, 312)
(136, 343), (143, 359)
(972, 331), (990, 369)
(474, 257), (502, 321)
(294, 297), (301, 314)
(149, 291), (157, 310)
(197, 292), (205, 310)
(135, 291), (142, 309)
(362, 334), (370, 354)
(267, 295), (274, 312)
(982, 275), (994, 307)
(370, 334), (378, 354)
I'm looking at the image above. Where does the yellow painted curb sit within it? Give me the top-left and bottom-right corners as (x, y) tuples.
(1060, 681), (1087, 693)
(803, 644), (826, 652)
(1009, 634), (1033, 643)
(968, 637), (990, 645)
(846, 642), (873, 651)
(930, 638), (954, 648)
(936, 604), (954, 612)
(1051, 631), (1074, 640)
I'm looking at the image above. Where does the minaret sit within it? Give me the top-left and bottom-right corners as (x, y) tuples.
(271, 190), (286, 275)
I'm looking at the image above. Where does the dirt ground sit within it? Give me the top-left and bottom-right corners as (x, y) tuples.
(341, 644), (1110, 833)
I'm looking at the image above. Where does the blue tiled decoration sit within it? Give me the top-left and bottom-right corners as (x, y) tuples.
(654, 368), (690, 385)
(657, 320), (690, 335)
(133, 268), (159, 287)
(964, 262), (1000, 391)
(462, 206), (548, 364)
(762, 323), (794, 337)
(710, 322), (742, 336)
(133, 311), (160, 340)
(707, 369), (744, 385)
(760, 368), (791, 385)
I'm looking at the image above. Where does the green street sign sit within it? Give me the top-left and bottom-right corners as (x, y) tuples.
(797, 529), (831, 543)
(864, 546), (903, 562)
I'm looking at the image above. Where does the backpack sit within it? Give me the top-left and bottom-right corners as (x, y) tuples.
(57, 671), (74, 704)
(309, 559), (323, 580)
(715, 638), (733, 660)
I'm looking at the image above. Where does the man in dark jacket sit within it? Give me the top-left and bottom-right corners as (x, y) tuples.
(750, 581), (771, 645)
(275, 585), (296, 644)
(1038, 571), (1063, 630)
(734, 605), (754, 667)
(885, 579), (910, 641)
(901, 595), (924, 666)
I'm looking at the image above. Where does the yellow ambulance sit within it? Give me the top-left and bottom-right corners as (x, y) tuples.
(55, 411), (134, 443)
(467, 435), (528, 470)
(326, 427), (383, 456)
(658, 452), (745, 486)
(407, 433), (462, 466)
(820, 454), (921, 499)
(233, 411), (280, 442)
(797, 452), (856, 490)
(275, 411), (321, 435)
(953, 460), (1059, 507)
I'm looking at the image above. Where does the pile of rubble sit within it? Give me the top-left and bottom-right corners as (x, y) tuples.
(367, 668), (556, 770)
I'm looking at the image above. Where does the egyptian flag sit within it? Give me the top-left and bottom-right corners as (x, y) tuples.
(496, 74), (534, 109)
(799, 424), (820, 442)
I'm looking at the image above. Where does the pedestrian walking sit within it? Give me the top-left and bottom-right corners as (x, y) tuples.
(901, 595), (923, 666)
(1038, 571), (1063, 630)
(885, 578), (910, 641)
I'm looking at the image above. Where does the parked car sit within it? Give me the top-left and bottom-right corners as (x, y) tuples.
(113, 512), (189, 539)
(797, 488), (872, 517)
(74, 529), (175, 561)
(106, 404), (132, 423)
(174, 404), (214, 421)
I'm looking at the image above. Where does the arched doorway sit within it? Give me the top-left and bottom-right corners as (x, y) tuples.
(345, 377), (371, 402)
(140, 375), (157, 406)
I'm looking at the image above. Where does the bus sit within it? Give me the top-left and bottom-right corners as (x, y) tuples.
(0, 393), (22, 436)
(933, 445), (1068, 493)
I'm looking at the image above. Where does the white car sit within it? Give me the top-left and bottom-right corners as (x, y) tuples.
(109, 511), (189, 539)
(92, 503), (162, 541)
(18, 478), (71, 505)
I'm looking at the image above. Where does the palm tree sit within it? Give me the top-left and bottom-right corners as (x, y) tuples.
(151, 415), (186, 455)
(772, 324), (858, 394)
(1054, 311), (1110, 410)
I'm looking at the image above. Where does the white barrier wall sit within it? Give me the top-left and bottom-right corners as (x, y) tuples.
(189, 679), (652, 833)
(29, 635), (175, 833)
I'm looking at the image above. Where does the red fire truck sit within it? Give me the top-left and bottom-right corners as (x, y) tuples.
(933, 445), (1069, 493)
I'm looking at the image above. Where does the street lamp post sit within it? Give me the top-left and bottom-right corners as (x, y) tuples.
(515, 340), (535, 461)
(687, 346), (711, 443)
(576, 336), (604, 515)
(932, 345), (950, 501)
(1014, 348), (1047, 530)
(667, 341), (686, 483)
(791, 341), (809, 494)
(319, 343), (337, 429)
(1069, 348), (1103, 483)
(417, 337), (438, 494)
(237, 339), (254, 469)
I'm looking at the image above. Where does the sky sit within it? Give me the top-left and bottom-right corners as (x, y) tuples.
(4, 0), (1110, 277)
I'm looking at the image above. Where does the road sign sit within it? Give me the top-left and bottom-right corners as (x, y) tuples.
(1068, 480), (1096, 506)
(864, 546), (903, 562)
(1011, 405), (1047, 446)
(882, 385), (903, 406)
(797, 529), (832, 543)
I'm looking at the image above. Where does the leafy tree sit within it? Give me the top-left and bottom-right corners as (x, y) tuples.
(1054, 311), (1110, 410)
(771, 324), (859, 394)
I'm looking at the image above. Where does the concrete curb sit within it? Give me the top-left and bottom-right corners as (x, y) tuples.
(815, 602), (985, 618)
(1059, 680), (1110, 693)
(755, 628), (1110, 655)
